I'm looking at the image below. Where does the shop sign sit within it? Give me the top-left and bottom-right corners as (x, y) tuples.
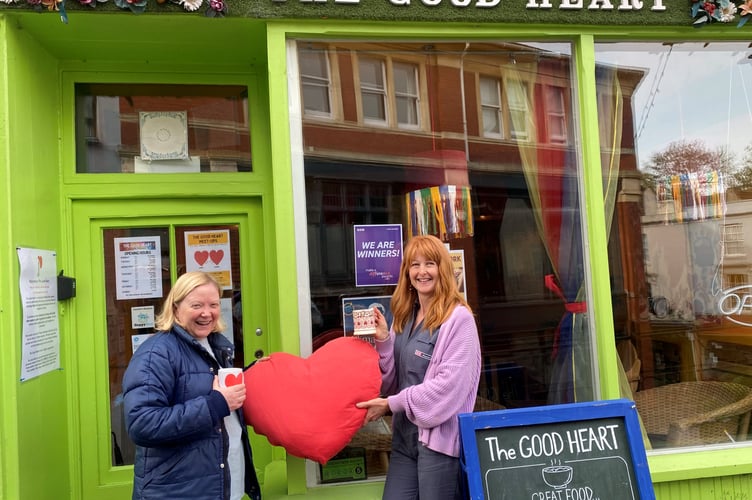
(284, 0), (666, 11)
(718, 285), (752, 327)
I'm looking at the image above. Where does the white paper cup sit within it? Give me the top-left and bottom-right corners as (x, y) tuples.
(218, 367), (244, 387)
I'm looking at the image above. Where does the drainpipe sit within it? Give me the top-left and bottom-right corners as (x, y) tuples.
(460, 42), (471, 163)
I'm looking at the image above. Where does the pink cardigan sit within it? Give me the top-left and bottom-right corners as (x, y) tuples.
(377, 305), (481, 457)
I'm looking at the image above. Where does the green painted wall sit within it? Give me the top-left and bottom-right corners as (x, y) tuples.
(0, 16), (13, 500)
(1, 8), (752, 500)
(0, 13), (71, 500)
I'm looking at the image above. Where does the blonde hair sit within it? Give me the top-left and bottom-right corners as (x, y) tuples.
(155, 271), (227, 332)
(391, 235), (470, 333)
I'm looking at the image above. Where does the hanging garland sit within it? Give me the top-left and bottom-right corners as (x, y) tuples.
(0, 0), (227, 17)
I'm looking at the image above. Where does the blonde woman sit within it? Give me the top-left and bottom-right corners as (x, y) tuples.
(123, 271), (261, 500)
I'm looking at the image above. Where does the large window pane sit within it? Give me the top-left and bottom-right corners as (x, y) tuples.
(595, 41), (752, 449)
(296, 41), (591, 481)
(75, 84), (251, 173)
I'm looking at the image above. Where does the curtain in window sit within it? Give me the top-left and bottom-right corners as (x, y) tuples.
(506, 58), (622, 404)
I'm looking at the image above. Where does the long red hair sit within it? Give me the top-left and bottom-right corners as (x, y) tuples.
(391, 235), (470, 334)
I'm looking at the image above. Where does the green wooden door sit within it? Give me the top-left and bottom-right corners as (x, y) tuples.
(70, 197), (271, 499)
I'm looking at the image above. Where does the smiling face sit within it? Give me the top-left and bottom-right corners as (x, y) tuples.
(174, 283), (221, 339)
(409, 253), (439, 300)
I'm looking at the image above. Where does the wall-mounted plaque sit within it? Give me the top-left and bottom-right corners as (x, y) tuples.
(139, 111), (189, 161)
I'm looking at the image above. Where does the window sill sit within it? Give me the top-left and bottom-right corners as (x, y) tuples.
(648, 445), (752, 483)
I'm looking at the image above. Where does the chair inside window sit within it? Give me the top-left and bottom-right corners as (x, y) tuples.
(632, 381), (752, 448)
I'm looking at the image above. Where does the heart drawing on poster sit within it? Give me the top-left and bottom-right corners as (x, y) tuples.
(194, 250), (209, 266)
(244, 336), (381, 464)
(209, 249), (224, 266)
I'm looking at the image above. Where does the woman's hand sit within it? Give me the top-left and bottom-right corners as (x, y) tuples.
(373, 307), (389, 341)
(213, 376), (246, 411)
(356, 397), (390, 425)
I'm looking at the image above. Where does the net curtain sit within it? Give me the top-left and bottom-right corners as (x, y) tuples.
(507, 59), (622, 404)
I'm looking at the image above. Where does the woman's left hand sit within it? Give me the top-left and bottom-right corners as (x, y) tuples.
(356, 397), (389, 425)
(213, 376), (246, 411)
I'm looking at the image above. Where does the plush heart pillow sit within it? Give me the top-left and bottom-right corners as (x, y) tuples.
(243, 336), (381, 464)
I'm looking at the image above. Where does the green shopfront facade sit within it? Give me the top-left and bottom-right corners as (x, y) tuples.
(3, 1), (752, 499)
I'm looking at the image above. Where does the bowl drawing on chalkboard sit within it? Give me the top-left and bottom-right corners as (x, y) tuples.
(541, 465), (573, 489)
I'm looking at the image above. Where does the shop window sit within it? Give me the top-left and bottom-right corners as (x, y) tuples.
(595, 41), (752, 450)
(299, 47), (334, 119)
(294, 40), (591, 484)
(74, 84), (251, 173)
(479, 76), (503, 138)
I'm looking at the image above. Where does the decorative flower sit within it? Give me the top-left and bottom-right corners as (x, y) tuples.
(179, 0), (201, 10)
(41, 0), (61, 9)
(739, 0), (752, 25)
(721, 0), (737, 19)
(691, 0), (742, 25)
(206, 0), (226, 16)
(114, 0), (146, 12)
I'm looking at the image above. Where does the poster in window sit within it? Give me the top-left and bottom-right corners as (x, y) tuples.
(184, 229), (233, 290)
(353, 224), (402, 287)
(114, 236), (163, 300)
(449, 249), (467, 301)
(342, 296), (393, 337)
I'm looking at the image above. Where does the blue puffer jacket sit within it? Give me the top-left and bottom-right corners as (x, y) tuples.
(122, 325), (261, 500)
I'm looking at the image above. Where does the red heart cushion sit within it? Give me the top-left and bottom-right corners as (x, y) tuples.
(243, 336), (381, 464)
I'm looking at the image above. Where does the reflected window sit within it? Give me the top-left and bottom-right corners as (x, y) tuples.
(480, 76), (503, 138)
(359, 57), (388, 124)
(506, 78), (531, 141)
(75, 84), (251, 173)
(724, 223), (745, 256)
(545, 86), (568, 144)
(595, 41), (752, 450)
(393, 62), (420, 128)
(300, 48), (333, 118)
(296, 40), (589, 482)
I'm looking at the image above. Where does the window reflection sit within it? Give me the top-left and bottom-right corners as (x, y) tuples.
(596, 41), (752, 449)
(298, 41), (593, 479)
(74, 84), (251, 173)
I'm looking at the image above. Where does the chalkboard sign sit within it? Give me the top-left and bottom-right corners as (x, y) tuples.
(459, 398), (654, 500)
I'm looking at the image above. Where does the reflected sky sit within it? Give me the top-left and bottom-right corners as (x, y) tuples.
(594, 42), (752, 169)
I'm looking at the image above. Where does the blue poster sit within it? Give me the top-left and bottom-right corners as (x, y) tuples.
(342, 296), (394, 336)
(353, 224), (403, 286)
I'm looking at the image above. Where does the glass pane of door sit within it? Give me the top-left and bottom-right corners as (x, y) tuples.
(104, 227), (170, 466)
(104, 224), (243, 467)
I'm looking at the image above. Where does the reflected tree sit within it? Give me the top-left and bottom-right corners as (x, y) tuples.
(641, 139), (736, 188)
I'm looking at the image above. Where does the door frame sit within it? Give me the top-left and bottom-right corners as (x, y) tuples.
(69, 197), (271, 499)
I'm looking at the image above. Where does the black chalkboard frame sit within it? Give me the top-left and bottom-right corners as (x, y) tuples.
(459, 398), (654, 500)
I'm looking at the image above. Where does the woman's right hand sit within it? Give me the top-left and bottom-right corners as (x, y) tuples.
(373, 307), (389, 341)
(212, 376), (246, 411)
